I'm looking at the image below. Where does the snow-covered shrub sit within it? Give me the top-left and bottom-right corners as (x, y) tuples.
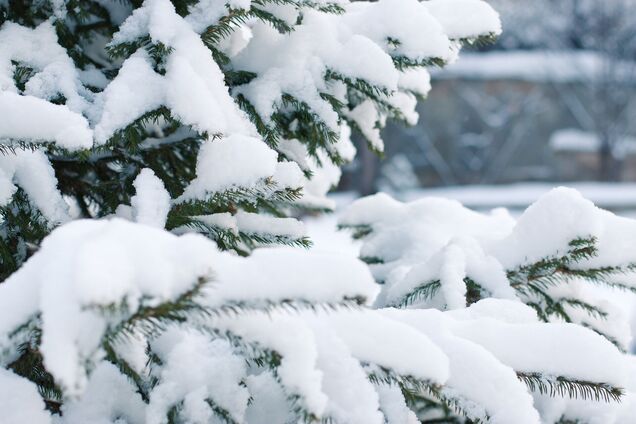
(340, 187), (636, 422)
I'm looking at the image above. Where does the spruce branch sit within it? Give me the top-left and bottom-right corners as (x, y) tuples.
(7, 328), (63, 413)
(206, 296), (366, 318)
(103, 277), (211, 342)
(517, 372), (623, 403)
(394, 280), (442, 308)
(337, 223), (373, 239)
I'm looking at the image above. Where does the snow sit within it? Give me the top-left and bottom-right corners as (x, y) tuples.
(195, 212), (237, 232)
(401, 182), (636, 211)
(203, 247), (379, 308)
(424, 0), (502, 40)
(0, 368), (51, 424)
(184, 0), (233, 33)
(103, 0), (255, 143)
(93, 52), (165, 144)
(346, 100), (384, 151)
(391, 307), (540, 424)
(550, 128), (636, 158)
(453, 318), (626, 387)
(0, 149), (70, 223)
(490, 187), (602, 268)
(211, 311), (329, 416)
(60, 362), (145, 424)
(234, 211), (306, 239)
(340, 188), (636, 305)
(0, 21), (89, 114)
(233, 19), (343, 131)
(376, 384), (419, 423)
(179, 134), (278, 200)
(272, 160), (305, 189)
(244, 373), (290, 424)
(0, 92), (92, 150)
(380, 302), (627, 424)
(339, 192), (514, 292)
(8, 0), (633, 422)
(0, 219), (216, 394)
(148, 328), (249, 423)
(131, 168), (171, 228)
(311, 324), (384, 424)
(209, 308), (452, 418)
(398, 68), (432, 97)
(322, 309), (450, 384)
(338, 187), (636, 416)
(344, 0), (452, 62)
(434, 50), (636, 83)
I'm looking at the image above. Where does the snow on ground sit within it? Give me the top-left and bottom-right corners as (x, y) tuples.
(402, 182), (636, 213)
(432, 50), (636, 83)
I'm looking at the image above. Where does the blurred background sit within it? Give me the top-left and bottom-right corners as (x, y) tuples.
(337, 0), (636, 213)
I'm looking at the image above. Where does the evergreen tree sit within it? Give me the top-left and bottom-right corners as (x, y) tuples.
(340, 187), (636, 422)
(0, 0), (500, 277)
(3, 0), (626, 423)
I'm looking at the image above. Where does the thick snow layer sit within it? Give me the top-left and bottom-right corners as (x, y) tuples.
(211, 311), (329, 416)
(0, 21), (89, 114)
(453, 318), (627, 387)
(322, 309), (450, 384)
(0, 21), (92, 150)
(344, 0), (452, 62)
(93, 52), (165, 144)
(0, 219), (216, 394)
(377, 384), (419, 424)
(310, 324), (384, 424)
(424, 0), (501, 40)
(60, 362), (145, 424)
(131, 168), (171, 228)
(148, 328), (249, 423)
(0, 149), (70, 223)
(211, 308), (451, 417)
(340, 192), (514, 293)
(342, 188), (636, 306)
(0, 369), (51, 424)
(203, 247), (379, 308)
(491, 187), (636, 269)
(0, 92), (92, 150)
(383, 307), (540, 424)
(179, 134), (278, 200)
(340, 187), (636, 384)
(381, 301), (630, 424)
(100, 0), (255, 144)
(234, 211), (306, 238)
(346, 100), (384, 151)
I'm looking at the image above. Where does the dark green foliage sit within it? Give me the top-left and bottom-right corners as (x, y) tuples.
(8, 327), (63, 413)
(0, 190), (51, 280)
(517, 372), (623, 403)
(390, 236), (636, 336)
(507, 236), (636, 336)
